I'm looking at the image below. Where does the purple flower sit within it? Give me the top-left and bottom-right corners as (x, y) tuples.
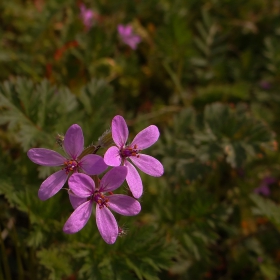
(27, 124), (107, 201)
(117, 24), (141, 50)
(80, 4), (96, 30)
(104, 115), (164, 198)
(254, 176), (276, 196)
(63, 167), (141, 244)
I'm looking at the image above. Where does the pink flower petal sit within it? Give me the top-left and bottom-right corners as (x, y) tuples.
(117, 24), (141, 49)
(68, 190), (87, 209)
(27, 148), (66, 166)
(104, 146), (122, 166)
(108, 194), (141, 216)
(126, 37), (140, 50)
(63, 201), (93, 234)
(96, 206), (118, 244)
(80, 4), (86, 13)
(63, 124), (84, 159)
(123, 34), (141, 49)
(112, 115), (128, 148)
(117, 24), (125, 34)
(68, 173), (95, 197)
(38, 170), (68, 200)
(125, 160), (143, 198)
(118, 24), (132, 36)
(99, 166), (127, 193)
(80, 154), (108, 175)
(130, 154), (164, 177)
(130, 125), (160, 150)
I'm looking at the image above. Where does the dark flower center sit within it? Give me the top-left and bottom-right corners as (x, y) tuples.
(94, 192), (109, 209)
(120, 144), (140, 158)
(63, 160), (79, 174)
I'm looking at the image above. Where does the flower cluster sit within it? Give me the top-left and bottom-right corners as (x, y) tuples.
(27, 115), (163, 244)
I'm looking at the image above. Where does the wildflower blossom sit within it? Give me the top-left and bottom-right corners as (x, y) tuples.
(254, 176), (276, 196)
(63, 167), (141, 244)
(104, 115), (164, 198)
(80, 4), (96, 30)
(117, 24), (141, 50)
(27, 124), (107, 201)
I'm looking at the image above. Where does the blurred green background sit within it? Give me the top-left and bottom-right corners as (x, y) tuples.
(1, 0), (280, 279)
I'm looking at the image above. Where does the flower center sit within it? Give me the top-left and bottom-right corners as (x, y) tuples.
(120, 144), (140, 158)
(63, 160), (79, 174)
(94, 192), (109, 209)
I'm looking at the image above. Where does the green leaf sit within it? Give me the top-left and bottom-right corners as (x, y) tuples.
(251, 193), (280, 230)
(37, 248), (72, 279)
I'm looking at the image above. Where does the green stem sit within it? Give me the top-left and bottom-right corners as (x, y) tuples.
(162, 60), (188, 106)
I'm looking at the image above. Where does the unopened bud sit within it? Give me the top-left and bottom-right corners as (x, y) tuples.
(97, 129), (114, 148)
(56, 134), (64, 147)
(78, 145), (97, 159)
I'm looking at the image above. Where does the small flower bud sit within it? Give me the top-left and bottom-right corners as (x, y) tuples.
(97, 129), (114, 148)
(78, 145), (97, 159)
(56, 134), (64, 147)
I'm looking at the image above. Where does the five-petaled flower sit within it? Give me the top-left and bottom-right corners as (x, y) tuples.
(63, 167), (141, 244)
(27, 124), (107, 201)
(117, 24), (141, 50)
(104, 115), (164, 198)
